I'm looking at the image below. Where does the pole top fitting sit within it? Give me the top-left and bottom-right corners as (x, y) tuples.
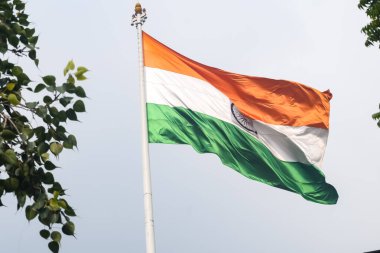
(131, 3), (147, 27)
(135, 3), (142, 14)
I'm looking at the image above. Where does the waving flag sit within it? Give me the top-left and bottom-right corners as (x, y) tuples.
(143, 32), (338, 204)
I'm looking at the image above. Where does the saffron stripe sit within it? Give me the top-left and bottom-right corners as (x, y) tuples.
(143, 32), (332, 129)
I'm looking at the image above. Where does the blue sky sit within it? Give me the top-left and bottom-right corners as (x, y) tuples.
(1, 1), (380, 252)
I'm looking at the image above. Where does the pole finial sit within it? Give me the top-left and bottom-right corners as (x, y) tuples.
(135, 3), (142, 14)
(131, 3), (147, 27)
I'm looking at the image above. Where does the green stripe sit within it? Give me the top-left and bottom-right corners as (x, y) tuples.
(147, 103), (338, 204)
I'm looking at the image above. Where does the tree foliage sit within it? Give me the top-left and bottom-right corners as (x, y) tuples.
(0, 0), (88, 251)
(372, 105), (380, 127)
(358, 0), (380, 127)
(359, 0), (380, 48)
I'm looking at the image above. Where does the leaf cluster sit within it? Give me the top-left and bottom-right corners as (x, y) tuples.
(372, 104), (380, 127)
(358, 0), (380, 47)
(0, 0), (38, 64)
(0, 0), (88, 252)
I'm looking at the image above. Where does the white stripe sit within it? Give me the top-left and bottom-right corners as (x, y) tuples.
(145, 67), (328, 168)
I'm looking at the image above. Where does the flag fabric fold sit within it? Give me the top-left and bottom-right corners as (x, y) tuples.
(142, 32), (338, 204)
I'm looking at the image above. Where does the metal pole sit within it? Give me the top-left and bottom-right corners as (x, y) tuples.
(131, 4), (156, 253)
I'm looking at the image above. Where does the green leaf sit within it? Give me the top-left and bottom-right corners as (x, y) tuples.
(42, 75), (56, 86)
(62, 221), (75, 236)
(53, 118), (60, 128)
(51, 231), (62, 243)
(40, 229), (50, 239)
(75, 86), (86, 97)
(74, 66), (89, 80)
(21, 163), (30, 176)
(48, 241), (59, 253)
(12, 66), (23, 76)
(34, 126), (46, 140)
(28, 49), (36, 60)
(25, 101), (38, 109)
(43, 96), (53, 104)
(49, 198), (60, 211)
(25, 28), (35, 37)
(17, 192), (26, 208)
(19, 17), (30, 27)
(1, 129), (17, 140)
(25, 205), (38, 221)
(33, 193), (47, 210)
(372, 112), (380, 120)
(11, 23), (23, 34)
(66, 109), (78, 121)
(48, 106), (59, 117)
(36, 106), (48, 118)
(38, 142), (50, 155)
(17, 114), (29, 123)
(29, 35), (38, 45)
(15, 167), (22, 177)
(44, 115), (53, 125)
(1, 149), (18, 165)
(8, 35), (19, 47)
(8, 93), (20, 105)
(50, 142), (63, 156)
(48, 183), (64, 195)
(64, 60), (75, 76)
(20, 35), (28, 45)
(68, 134), (77, 147)
(39, 206), (50, 220)
(50, 212), (60, 224)
(38, 208), (51, 226)
(63, 135), (77, 149)
(22, 127), (34, 140)
(45, 160), (57, 171)
(6, 82), (16, 91)
(0, 43), (7, 54)
(55, 126), (67, 139)
(41, 152), (50, 162)
(58, 199), (68, 209)
(64, 206), (77, 217)
(42, 172), (54, 184)
(47, 128), (55, 140)
(17, 73), (31, 85)
(63, 82), (76, 93)
(59, 97), (73, 107)
(76, 74), (87, 81)
(34, 83), (46, 93)
(4, 177), (19, 191)
(57, 110), (67, 122)
(46, 86), (55, 92)
(15, 2), (26, 11)
(53, 191), (60, 199)
(73, 100), (85, 112)
(67, 74), (75, 85)
(76, 66), (88, 73)
(56, 86), (66, 94)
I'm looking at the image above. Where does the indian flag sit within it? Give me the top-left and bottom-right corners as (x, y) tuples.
(143, 32), (338, 205)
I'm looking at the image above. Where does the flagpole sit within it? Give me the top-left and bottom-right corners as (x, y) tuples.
(131, 4), (156, 253)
